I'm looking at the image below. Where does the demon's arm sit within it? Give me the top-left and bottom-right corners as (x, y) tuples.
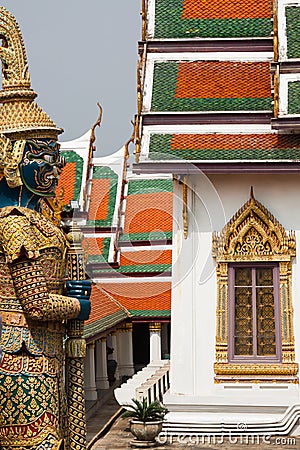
(0, 212), (82, 321)
(11, 258), (81, 321)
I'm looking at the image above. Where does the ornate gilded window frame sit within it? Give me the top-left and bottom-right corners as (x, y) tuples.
(212, 190), (298, 383)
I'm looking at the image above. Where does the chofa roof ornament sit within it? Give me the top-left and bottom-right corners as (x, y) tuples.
(0, 6), (62, 139)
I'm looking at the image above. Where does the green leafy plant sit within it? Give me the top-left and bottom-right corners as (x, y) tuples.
(122, 398), (168, 422)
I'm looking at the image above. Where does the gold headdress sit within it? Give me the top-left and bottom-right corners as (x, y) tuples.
(0, 6), (63, 187)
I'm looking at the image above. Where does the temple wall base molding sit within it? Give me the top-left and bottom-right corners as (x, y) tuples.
(163, 386), (300, 436)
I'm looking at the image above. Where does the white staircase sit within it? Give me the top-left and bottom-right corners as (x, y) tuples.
(114, 360), (170, 407)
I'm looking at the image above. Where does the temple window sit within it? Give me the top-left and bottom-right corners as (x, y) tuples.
(212, 190), (298, 383)
(228, 263), (281, 363)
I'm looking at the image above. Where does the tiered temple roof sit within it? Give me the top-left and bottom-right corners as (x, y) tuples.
(58, 131), (172, 338)
(58, 0), (300, 339)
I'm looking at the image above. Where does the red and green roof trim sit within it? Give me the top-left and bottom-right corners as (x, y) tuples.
(87, 166), (118, 228)
(127, 178), (173, 195)
(129, 309), (171, 318)
(153, 0), (273, 39)
(148, 133), (300, 161)
(57, 151), (84, 206)
(151, 61), (272, 113)
(85, 236), (111, 263)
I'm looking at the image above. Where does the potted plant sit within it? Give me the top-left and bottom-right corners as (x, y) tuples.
(122, 397), (168, 448)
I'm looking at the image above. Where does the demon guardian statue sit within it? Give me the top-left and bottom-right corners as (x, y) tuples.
(0, 6), (90, 449)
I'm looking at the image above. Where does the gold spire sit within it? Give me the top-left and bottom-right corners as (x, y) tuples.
(0, 6), (62, 139)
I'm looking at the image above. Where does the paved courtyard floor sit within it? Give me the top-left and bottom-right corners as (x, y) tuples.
(90, 415), (300, 450)
(86, 389), (300, 449)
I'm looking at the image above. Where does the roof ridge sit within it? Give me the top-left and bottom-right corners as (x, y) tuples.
(99, 286), (132, 318)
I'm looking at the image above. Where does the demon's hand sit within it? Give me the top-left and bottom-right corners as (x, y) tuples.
(66, 280), (92, 321)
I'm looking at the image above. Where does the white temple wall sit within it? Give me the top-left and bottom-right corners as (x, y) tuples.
(171, 173), (300, 396)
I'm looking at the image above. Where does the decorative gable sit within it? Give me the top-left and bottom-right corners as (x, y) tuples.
(212, 188), (296, 261)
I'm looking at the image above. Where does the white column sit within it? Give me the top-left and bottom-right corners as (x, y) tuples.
(117, 324), (134, 377)
(149, 322), (162, 362)
(95, 338), (109, 390)
(161, 322), (169, 359)
(84, 342), (97, 401)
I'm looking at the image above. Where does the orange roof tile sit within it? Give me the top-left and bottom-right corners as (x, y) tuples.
(88, 178), (110, 221)
(85, 285), (127, 326)
(175, 62), (271, 99)
(120, 250), (172, 266)
(102, 282), (171, 311)
(170, 134), (289, 151)
(56, 162), (76, 204)
(124, 192), (173, 234)
(84, 237), (105, 256)
(182, 0), (272, 20)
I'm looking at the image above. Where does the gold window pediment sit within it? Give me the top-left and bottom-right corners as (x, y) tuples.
(212, 189), (298, 383)
(212, 189), (296, 262)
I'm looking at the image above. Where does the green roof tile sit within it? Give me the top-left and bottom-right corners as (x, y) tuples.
(118, 264), (171, 273)
(288, 82), (300, 115)
(119, 231), (173, 242)
(91, 264), (172, 275)
(128, 178), (173, 195)
(148, 134), (300, 161)
(286, 7), (300, 59)
(84, 310), (128, 338)
(129, 310), (171, 318)
(154, 0), (272, 39)
(151, 61), (272, 113)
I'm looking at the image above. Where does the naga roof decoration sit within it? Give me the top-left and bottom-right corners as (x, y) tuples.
(0, 6), (61, 138)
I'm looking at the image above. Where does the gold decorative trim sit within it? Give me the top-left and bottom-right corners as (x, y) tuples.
(274, 66), (279, 119)
(182, 176), (188, 239)
(135, 41), (147, 163)
(273, 0), (279, 62)
(214, 363), (298, 376)
(0, 137), (25, 188)
(87, 342), (95, 349)
(215, 378), (298, 384)
(212, 188), (296, 262)
(89, 102), (103, 158)
(118, 323), (133, 333)
(141, 0), (147, 41)
(149, 322), (161, 332)
(135, 58), (143, 163)
(212, 189), (297, 382)
(66, 339), (87, 358)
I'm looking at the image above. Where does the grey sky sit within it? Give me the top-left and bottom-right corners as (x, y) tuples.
(1, 1), (141, 155)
